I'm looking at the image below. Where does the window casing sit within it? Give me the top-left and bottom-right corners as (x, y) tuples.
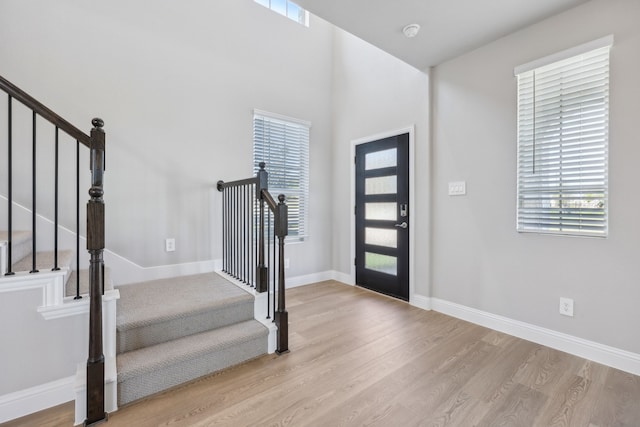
(515, 37), (612, 237)
(253, 110), (310, 241)
(254, 0), (309, 26)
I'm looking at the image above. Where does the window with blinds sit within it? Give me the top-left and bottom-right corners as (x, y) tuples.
(515, 36), (612, 237)
(253, 110), (310, 241)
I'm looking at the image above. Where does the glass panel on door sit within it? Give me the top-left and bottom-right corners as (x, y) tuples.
(365, 252), (397, 276)
(365, 148), (397, 170)
(365, 228), (397, 248)
(365, 176), (397, 195)
(365, 202), (396, 221)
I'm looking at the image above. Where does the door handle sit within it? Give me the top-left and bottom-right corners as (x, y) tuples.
(394, 222), (408, 229)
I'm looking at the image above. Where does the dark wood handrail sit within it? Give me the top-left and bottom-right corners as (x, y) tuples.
(262, 190), (278, 212)
(0, 74), (90, 146)
(216, 176), (258, 191)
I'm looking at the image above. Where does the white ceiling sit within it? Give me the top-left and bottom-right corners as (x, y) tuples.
(294, 0), (592, 70)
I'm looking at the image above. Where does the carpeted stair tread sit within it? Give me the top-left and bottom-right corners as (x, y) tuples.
(115, 272), (255, 353)
(65, 267), (114, 297)
(0, 230), (32, 267)
(117, 319), (268, 405)
(0, 230), (31, 244)
(11, 249), (73, 273)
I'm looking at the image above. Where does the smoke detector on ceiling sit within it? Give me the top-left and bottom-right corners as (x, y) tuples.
(402, 24), (420, 38)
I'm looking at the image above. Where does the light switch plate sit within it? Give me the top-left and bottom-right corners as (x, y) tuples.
(448, 181), (466, 196)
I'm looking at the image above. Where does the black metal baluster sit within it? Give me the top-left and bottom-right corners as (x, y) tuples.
(272, 215), (276, 322)
(238, 186), (242, 280)
(30, 111), (38, 273)
(251, 185), (255, 288)
(5, 95), (14, 276)
(229, 187), (236, 277)
(268, 210), (274, 320)
(227, 187), (233, 275)
(225, 188), (232, 274)
(246, 185), (250, 284)
(242, 185), (246, 283)
(52, 127), (60, 271)
(222, 188), (226, 273)
(233, 186), (238, 278)
(75, 141), (81, 299)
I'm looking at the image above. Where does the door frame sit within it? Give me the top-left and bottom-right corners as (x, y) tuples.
(350, 126), (415, 303)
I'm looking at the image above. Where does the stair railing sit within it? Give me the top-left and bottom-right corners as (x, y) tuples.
(217, 162), (289, 354)
(0, 75), (107, 426)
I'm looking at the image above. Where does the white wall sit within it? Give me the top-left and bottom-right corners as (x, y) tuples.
(0, 0), (334, 277)
(0, 289), (87, 394)
(331, 28), (430, 296)
(431, 0), (640, 354)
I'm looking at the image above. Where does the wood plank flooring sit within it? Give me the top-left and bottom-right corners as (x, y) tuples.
(5, 280), (640, 427)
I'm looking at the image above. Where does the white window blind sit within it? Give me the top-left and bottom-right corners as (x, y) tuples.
(253, 111), (310, 241)
(516, 39), (611, 237)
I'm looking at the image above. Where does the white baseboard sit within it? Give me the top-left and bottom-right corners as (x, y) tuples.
(0, 376), (75, 424)
(410, 293), (431, 311)
(329, 270), (354, 285)
(284, 270), (355, 288)
(430, 297), (640, 377)
(106, 254), (220, 286)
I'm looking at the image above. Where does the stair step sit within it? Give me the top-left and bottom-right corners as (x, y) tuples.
(0, 230), (32, 268)
(11, 249), (73, 274)
(117, 319), (268, 406)
(115, 272), (255, 353)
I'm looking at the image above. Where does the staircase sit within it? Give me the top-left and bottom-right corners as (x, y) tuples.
(115, 272), (269, 406)
(1, 74), (288, 426)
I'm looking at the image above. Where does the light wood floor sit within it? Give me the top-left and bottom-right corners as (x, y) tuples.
(6, 280), (640, 427)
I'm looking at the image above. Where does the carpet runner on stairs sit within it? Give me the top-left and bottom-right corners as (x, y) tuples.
(115, 272), (268, 406)
(0, 230), (32, 267)
(1, 230), (78, 296)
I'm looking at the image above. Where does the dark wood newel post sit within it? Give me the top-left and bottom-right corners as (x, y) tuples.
(275, 194), (289, 354)
(85, 118), (107, 426)
(256, 162), (268, 293)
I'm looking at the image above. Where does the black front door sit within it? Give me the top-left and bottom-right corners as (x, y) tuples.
(355, 133), (409, 301)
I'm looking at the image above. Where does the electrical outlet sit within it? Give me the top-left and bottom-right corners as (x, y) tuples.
(165, 238), (176, 252)
(559, 297), (574, 317)
(285, 258), (290, 269)
(448, 181), (466, 196)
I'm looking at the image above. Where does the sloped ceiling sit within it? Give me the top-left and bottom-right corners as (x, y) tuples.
(295, 0), (592, 70)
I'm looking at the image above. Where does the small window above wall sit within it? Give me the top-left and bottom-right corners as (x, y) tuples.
(254, 0), (310, 27)
(515, 36), (613, 237)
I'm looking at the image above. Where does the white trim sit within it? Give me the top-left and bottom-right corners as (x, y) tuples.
(410, 293), (432, 311)
(431, 298), (640, 376)
(107, 253), (218, 286)
(38, 289), (120, 320)
(253, 108), (312, 128)
(350, 126), (416, 301)
(0, 376), (75, 424)
(330, 270), (354, 286)
(514, 34), (614, 75)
